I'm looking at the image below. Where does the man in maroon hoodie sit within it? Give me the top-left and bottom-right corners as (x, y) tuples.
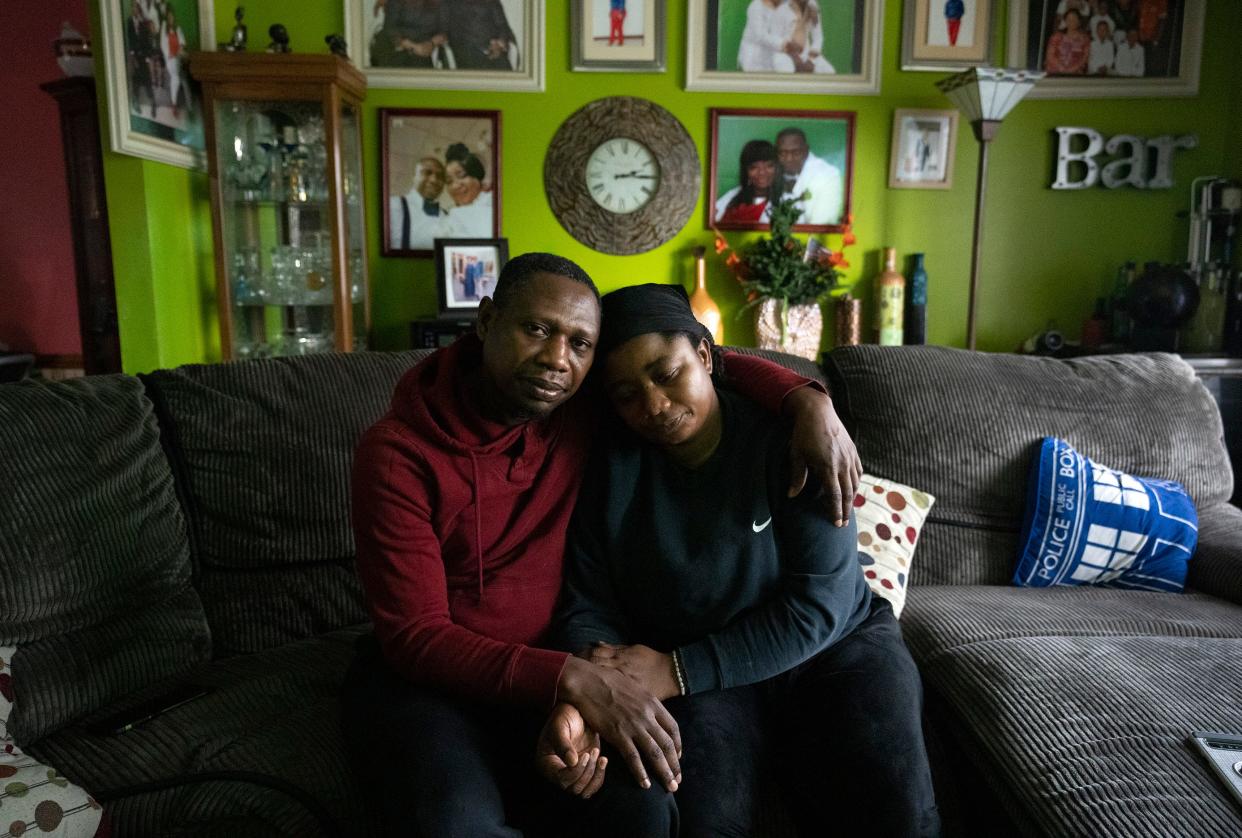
(344, 252), (860, 836)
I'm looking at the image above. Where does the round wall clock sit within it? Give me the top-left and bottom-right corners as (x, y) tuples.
(544, 97), (700, 255)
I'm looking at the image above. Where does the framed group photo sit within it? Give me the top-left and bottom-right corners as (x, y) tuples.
(1007, 0), (1205, 98)
(709, 108), (855, 233)
(889, 108), (958, 189)
(381, 109), (501, 258)
(571, 0), (666, 71)
(901, 0), (997, 70)
(99, 0), (215, 168)
(434, 238), (509, 314)
(344, 0), (544, 91)
(686, 0), (884, 94)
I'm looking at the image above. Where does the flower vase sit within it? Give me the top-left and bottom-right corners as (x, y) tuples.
(755, 297), (823, 360)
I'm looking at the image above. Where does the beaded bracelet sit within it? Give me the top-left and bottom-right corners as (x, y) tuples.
(671, 649), (688, 696)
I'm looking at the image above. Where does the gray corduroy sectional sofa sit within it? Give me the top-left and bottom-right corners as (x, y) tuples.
(1, 345), (1239, 836)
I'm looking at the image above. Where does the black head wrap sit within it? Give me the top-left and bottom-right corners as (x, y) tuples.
(446, 142), (486, 180)
(598, 284), (710, 357)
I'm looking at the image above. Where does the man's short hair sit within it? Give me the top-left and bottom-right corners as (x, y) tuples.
(491, 252), (600, 310)
(776, 127), (809, 146)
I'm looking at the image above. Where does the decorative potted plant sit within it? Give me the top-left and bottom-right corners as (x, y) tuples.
(713, 194), (855, 360)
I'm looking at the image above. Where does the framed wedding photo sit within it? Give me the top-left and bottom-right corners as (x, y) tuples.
(99, 0), (215, 168)
(381, 108), (501, 258)
(1007, 0), (1205, 98)
(889, 109), (958, 190)
(901, 0), (997, 71)
(709, 108), (855, 233)
(686, 0), (884, 94)
(433, 238), (509, 315)
(344, 0), (544, 91)
(572, 0), (666, 72)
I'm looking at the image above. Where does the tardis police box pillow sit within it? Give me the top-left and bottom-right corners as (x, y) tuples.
(1014, 437), (1198, 592)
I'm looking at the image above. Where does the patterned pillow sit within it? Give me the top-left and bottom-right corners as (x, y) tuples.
(1014, 437), (1198, 591)
(853, 475), (936, 618)
(1, 646), (106, 837)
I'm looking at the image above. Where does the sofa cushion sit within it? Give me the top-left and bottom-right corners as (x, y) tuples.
(914, 633), (1242, 835)
(0, 376), (211, 744)
(143, 351), (431, 654)
(824, 346), (1231, 586)
(27, 626), (375, 838)
(854, 474), (935, 618)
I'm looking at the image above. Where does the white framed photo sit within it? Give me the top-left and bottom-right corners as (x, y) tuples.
(572, 0), (666, 72)
(344, 0), (544, 91)
(99, 0), (215, 169)
(889, 108), (958, 190)
(433, 238), (509, 314)
(1007, 0), (1205, 98)
(685, 0), (885, 95)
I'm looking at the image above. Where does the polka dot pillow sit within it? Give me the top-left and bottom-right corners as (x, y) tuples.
(853, 475), (936, 618)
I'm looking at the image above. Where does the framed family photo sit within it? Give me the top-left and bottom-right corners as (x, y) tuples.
(1006, 0), (1205, 98)
(901, 0), (997, 70)
(572, 0), (666, 72)
(99, 0), (215, 168)
(889, 109), (958, 189)
(381, 108), (501, 258)
(344, 0), (544, 91)
(434, 238), (509, 314)
(686, 0), (884, 94)
(709, 108), (855, 233)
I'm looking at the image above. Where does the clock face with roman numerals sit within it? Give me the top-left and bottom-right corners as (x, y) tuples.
(585, 138), (662, 215)
(544, 97), (700, 255)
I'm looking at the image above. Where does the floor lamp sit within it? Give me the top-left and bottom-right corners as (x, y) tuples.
(936, 68), (1043, 350)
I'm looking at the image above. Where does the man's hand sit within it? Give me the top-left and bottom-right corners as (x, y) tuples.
(557, 656), (681, 792)
(784, 386), (862, 527)
(535, 703), (607, 799)
(588, 643), (680, 701)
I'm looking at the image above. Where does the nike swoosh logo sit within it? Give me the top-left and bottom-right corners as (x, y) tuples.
(752, 517), (772, 533)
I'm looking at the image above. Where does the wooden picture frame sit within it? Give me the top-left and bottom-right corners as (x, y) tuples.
(433, 238), (509, 315)
(686, 0), (884, 94)
(901, 0), (997, 71)
(344, 0), (544, 91)
(572, 0), (666, 72)
(99, 0), (215, 168)
(889, 108), (959, 190)
(709, 107), (855, 233)
(381, 108), (501, 258)
(1007, 0), (1205, 98)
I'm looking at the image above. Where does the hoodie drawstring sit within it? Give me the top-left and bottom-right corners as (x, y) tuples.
(469, 452), (483, 601)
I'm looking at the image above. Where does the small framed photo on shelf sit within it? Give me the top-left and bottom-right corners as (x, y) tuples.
(1007, 0), (1205, 98)
(901, 0), (998, 71)
(381, 108), (501, 258)
(434, 238), (509, 315)
(344, 0), (544, 91)
(889, 108), (958, 190)
(572, 0), (665, 72)
(708, 108), (855, 233)
(98, 0), (215, 168)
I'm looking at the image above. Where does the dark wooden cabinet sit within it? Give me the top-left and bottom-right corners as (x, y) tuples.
(41, 77), (121, 375)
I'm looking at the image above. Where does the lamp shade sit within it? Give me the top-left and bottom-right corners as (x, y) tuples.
(936, 68), (1045, 124)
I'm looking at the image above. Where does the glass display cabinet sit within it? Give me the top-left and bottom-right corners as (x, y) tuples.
(191, 52), (369, 360)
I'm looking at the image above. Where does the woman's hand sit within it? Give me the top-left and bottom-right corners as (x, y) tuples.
(784, 387), (862, 527)
(588, 643), (680, 701)
(535, 703), (608, 798)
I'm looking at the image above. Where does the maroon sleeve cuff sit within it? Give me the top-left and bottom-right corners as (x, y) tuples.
(510, 647), (572, 709)
(723, 351), (827, 412)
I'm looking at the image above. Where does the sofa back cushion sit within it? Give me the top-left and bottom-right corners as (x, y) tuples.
(0, 376), (210, 744)
(143, 350), (430, 655)
(824, 346), (1232, 585)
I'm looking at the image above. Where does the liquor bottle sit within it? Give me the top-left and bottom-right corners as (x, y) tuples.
(876, 247), (905, 346)
(689, 246), (723, 344)
(1081, 297), (1108, 349)
(1110, 261), (1135, 345)
(905, 253), (928, 345)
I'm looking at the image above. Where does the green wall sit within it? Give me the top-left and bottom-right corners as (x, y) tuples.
(99, 0), (1242, 371)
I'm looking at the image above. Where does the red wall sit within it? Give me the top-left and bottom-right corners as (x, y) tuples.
(0, 0), (90, 357)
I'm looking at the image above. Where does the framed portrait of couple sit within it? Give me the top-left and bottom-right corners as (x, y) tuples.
(708, 108), (855, 233)
(99, 0), (215, 168)
(344, 0), (544, 91)
(685, 0), (884, 94)
(380, 108), (501, 258)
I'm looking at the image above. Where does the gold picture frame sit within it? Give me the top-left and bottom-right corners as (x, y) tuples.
(888, 108), (959, 190)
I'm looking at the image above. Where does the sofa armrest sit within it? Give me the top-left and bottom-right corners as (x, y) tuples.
(1187, 503), (1242, 605)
